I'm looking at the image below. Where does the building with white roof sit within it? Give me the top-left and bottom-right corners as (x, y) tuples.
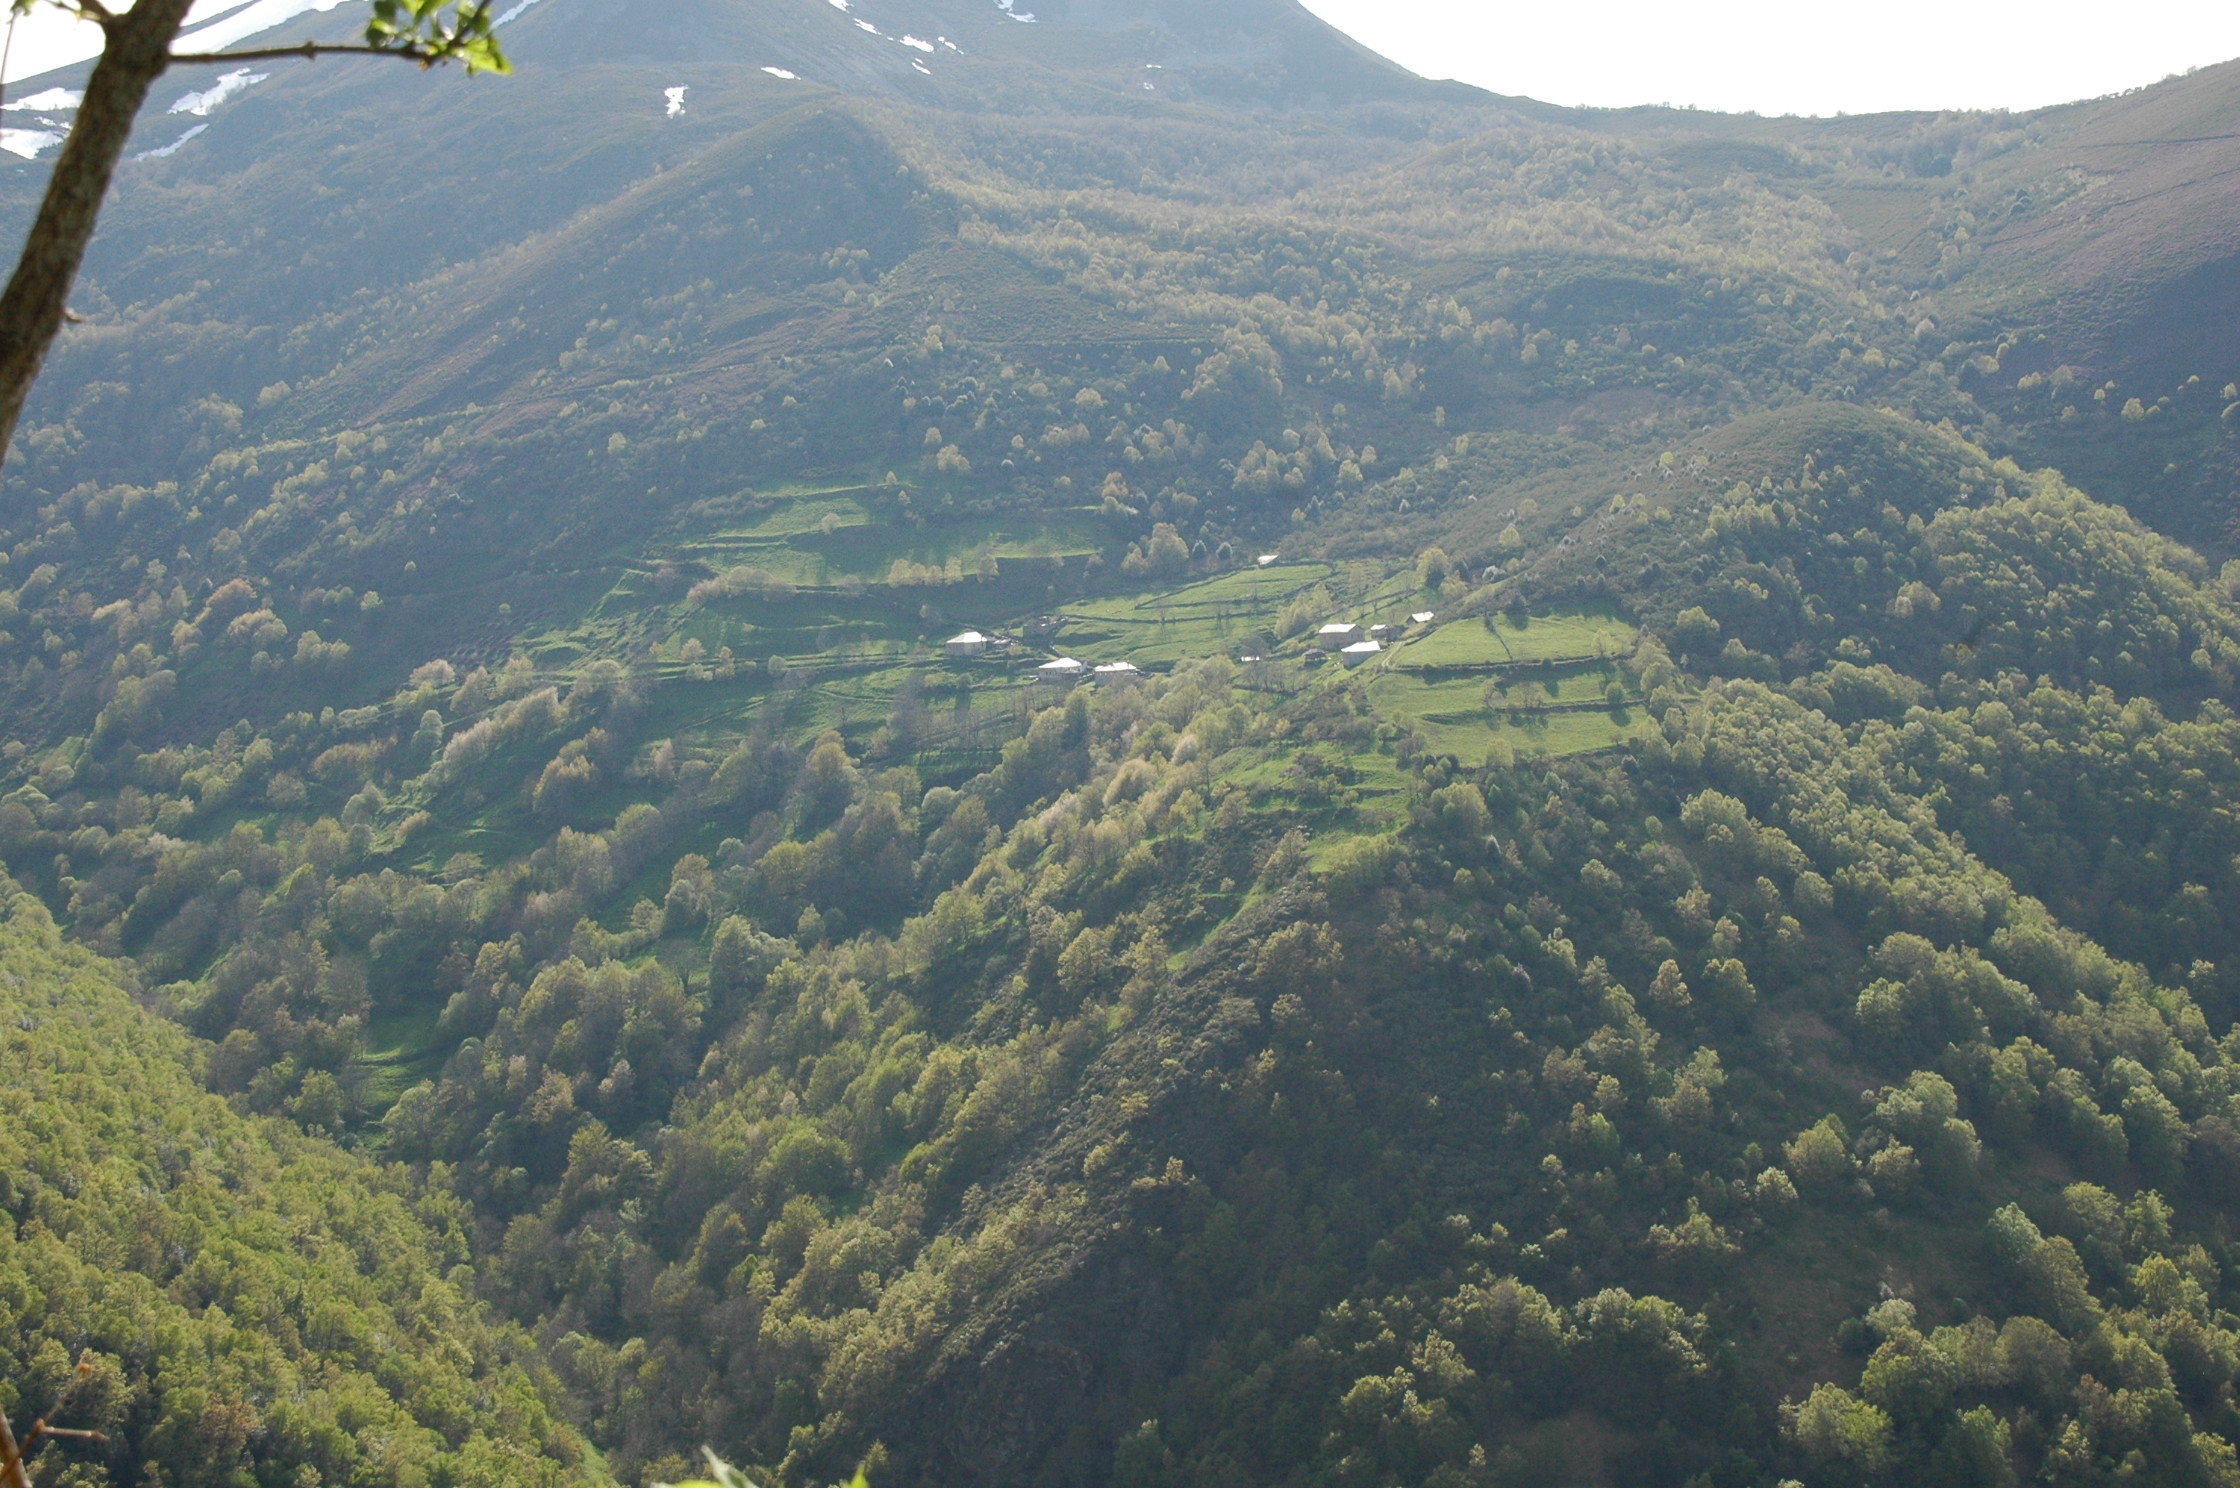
(945, 631), (989, 658)
(1094, 661), (1141, 679)
(1037, 657), (1086, 682)
(1411, 611), (1435, 625)
(1340, 639), (1383, 667)
(1317, 621), (1362, 646)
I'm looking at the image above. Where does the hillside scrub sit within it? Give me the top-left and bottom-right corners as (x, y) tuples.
(0, 884), (592, 1487)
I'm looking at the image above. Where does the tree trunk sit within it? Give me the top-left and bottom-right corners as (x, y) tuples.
(0, 0), (197, 466)
(0, 1408), (29, 1488)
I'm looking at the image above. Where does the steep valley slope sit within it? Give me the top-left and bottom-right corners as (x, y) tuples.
(4, 3), (2240, 1485)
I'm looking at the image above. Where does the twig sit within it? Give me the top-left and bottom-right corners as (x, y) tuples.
(0, 1414), (108, 1488)
(167, 41), (444, 65)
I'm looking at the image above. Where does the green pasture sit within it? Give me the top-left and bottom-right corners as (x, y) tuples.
(1388, 604), (1637, 670)
(729, 491), (876, 537)
(673, 505), (1105, 591)
(1478, 661), (1631, 705)
(1133, 562), (1337, 611)
(1050, 563), (1334, 664)
(1367, 671), (1648, 761)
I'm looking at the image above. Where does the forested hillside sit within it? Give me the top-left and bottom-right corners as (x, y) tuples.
(4, 1), (2240, 1484)
(0, 886), (596, 1487)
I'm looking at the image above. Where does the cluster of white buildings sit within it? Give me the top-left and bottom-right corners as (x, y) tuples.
(1033, 657), (1139, 683)
(1315, 620), (1382, 668)
(946, 630), (1138, 684)
(950, 607), (1436, 683)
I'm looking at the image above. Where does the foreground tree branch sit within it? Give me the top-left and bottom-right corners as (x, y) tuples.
(0, 1408), (24, 1488)
(169, 39), (469, 64)
(0, 1403), (106, 1488)
(0, 0), (507, 466)
(0, 0), (194, 457)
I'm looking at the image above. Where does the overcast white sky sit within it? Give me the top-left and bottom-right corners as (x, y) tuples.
(1296, 0), (2240, 116)
(2, 0), (342, 87)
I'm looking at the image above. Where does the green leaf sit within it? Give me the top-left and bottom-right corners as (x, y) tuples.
(361, 0), (511, 75)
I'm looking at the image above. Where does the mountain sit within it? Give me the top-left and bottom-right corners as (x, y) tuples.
(7, 4), (2240, 1485)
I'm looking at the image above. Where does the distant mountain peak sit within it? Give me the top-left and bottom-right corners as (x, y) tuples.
(480, 0), (1447, 107)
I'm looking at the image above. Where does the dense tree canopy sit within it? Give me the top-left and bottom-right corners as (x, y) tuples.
(0, 885), (594, 1487)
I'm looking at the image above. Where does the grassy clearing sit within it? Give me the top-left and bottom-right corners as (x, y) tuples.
(361, 1004), (448, 1107)
(1488, 604), (1638, 663)
(1367, 671), (1648, 761)
(1390, 618), (1519, 668)
(1304, 828), (1390, 871)
(675, 508), (1104, 591)
(1051, 607), (1255, 666)
(632, 655), (1045, 759)
(729, 492), (876, 537)
(1390, 604), (1637, 670)
(1051, 563), (1334, 664)
(1140, 562), (1337, 612)
(1479, 662), (1632, 705)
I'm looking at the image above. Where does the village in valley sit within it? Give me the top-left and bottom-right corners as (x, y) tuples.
(561, 489), (1657, 798)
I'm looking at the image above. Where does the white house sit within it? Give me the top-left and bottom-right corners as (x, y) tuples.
(1318, 621), (1362, 646)
(1410, 611), (1435, 625)
(1369, 623), (1393, 641)
(1256, 554), (1281, 568)
(1037, 657), (1086, 682)
(1340, 640), (1383, 668)
(1094, 661), (1141, 679)
(945, 631), (989, 659)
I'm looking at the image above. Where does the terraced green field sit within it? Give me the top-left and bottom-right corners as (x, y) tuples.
(1366, 670), (1650, 761)
(730, 491), (878, 537)
(1388, 605), (1638, 669)
(673, 502), (1106, 592)
(1050, 562), (1336, 665)
(465, 544), (1646, 885)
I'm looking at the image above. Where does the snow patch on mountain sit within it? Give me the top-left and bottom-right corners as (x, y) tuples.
(134, 124), (207, 161)
(664, 86), (687, 117)
(5, 88), (80, 113)
(762, 66), (800, 79)
(170, 68), (267, 117)
(0, 127), (60, 160)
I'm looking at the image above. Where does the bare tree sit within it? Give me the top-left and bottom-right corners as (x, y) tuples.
(0, 0), (509, 462)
